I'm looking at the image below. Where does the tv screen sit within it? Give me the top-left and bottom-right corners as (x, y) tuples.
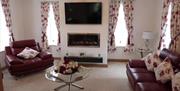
(65, 2), (102, 24)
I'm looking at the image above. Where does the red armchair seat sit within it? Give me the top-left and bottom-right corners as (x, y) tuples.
(5, 39), (54, 76)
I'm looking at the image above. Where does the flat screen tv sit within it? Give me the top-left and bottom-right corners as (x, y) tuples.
(65, 2), (102, 24)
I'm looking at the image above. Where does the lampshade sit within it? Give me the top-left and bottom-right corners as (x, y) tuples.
(142, 31), (154, 40)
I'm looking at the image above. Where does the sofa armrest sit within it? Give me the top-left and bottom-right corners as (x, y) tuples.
(38, 51), (53, 59)
(6, 55), (24, 65)
(5, 46), (12, 55)
(129, 59), (146, 68)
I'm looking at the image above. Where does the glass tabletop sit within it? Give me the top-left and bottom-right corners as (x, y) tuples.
(45, 66), (91, 83)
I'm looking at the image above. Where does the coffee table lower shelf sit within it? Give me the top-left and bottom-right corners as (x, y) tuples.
(53, 74), (84, 91)
(45, 66), (90, 91)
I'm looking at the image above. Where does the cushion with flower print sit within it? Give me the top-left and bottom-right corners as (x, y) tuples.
(154, 57), (174, 83)
(17, 47), (39, 59)
(172, 72), (180, 91)
(144, 52), (162, 71)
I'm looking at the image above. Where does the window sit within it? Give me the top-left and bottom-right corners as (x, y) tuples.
(46, 4), (58, 46)
(0, 1), (10, 52)
(162, 3), (172, 49)
(114, 3), (128, 47)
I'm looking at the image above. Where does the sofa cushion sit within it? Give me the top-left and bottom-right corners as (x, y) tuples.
(172, 72), (180, 91)
(129, 59), (146, 68)
(131, 72), (156, 87)
(135, 82), (167, 91)
(144, 52), (162, 71)
(142, 53), (152, 60)
(128, 68), (148, 73)
(154, 58), (174, 83)
(126, 65), (148, 73)
(6, 55), (24, 65)
(10, 57), (52, 72)
(11, 46), (38, 56)
(160, 48), (180, 69)
(17, 47), (39, 59)
(11, 48), (24, 56)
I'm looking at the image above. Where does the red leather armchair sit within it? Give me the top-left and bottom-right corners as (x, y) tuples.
(5, 39), (54, 76)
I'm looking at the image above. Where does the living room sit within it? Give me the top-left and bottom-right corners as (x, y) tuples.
(0, 0), (179, 91)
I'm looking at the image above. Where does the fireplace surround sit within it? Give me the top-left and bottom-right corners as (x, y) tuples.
(68, 33), (100, 47)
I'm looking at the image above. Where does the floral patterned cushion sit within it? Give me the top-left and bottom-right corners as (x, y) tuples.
(142, 53), (152, 60)
(154, 58), (174, 83)
(172, 72), (180, 91)
(144, 52), (162, 71)
(17, 47), (39, 59)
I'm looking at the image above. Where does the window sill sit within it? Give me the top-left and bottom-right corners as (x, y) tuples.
(48, 45), (58, 46)
(115, 46), (126, 48)
(0, 51), (4, 53)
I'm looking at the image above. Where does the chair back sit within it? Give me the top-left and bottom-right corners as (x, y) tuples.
(10, 39), (39, 56)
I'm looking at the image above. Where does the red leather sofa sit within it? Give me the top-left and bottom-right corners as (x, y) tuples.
(5, 39), (54, 76)
(126, 48), (180, 91)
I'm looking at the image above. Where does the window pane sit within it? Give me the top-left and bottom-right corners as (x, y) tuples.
(0, 1), (10, 52)
(47, 4), (58, 46)
(114, 3), (128, 47)
(162, 4), (172, 49)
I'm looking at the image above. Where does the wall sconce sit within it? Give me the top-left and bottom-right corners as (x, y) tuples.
(142, 31), (154, 50)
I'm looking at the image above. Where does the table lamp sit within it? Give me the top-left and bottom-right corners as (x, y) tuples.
(142, 31), (154, 50)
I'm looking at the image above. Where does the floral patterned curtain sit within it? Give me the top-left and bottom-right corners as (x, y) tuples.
(52, 1), (61, 50)
(41, 2), (50, 50)
(169, 0), (180, 52)
(123, 0), (134, 52)
(108, 0), (120, 52)
(158, 0), (171, 50)
(1, 0), (14, 42)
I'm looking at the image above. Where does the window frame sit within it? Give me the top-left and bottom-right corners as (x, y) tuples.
(46, 4), (58, 46)
(114, 3), (128, 48)
(0, 1), (10, 52)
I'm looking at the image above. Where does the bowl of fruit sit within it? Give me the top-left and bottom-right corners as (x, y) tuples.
(55, 59), (79, 75)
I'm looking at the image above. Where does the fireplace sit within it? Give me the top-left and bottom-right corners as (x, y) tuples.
(68, 33), (100, 47)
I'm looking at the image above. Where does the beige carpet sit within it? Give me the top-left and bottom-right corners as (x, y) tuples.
(2, 62), (133, 91)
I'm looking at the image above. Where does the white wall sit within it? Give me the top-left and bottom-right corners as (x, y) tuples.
(60, 0), (109, 64)
(10, 0), (25, 40)
(156, 0), (163, 50)
(4, 0), (163, 65)
(0, 52), (5, 68)
(108, 0), (162, 59)
(20, 0), (109, 64)
(0, 0), (25, 68)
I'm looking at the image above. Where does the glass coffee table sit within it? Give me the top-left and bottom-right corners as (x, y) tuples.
(45, 66), (90, 91)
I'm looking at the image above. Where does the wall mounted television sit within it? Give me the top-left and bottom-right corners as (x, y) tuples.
(65, 2), (102, 24)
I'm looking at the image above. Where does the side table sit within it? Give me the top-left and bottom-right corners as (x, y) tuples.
(138, 48), (152, 58)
